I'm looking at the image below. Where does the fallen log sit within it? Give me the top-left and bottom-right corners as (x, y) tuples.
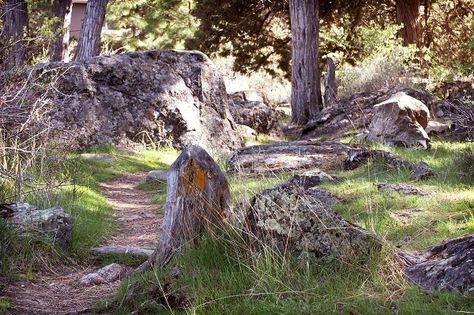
(91, 245), (154, 258)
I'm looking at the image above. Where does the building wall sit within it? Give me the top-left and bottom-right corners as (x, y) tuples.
(70, 2), (86, 40)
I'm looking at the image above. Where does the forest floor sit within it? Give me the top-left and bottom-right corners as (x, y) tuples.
(3, 172), (161, 315)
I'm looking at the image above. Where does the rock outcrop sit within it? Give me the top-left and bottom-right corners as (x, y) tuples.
(34, 50), (241, 151)
(367, 92), (431, 148)
(243, 184), (379, 262)
(0, 203), (73, 248)
(229, 140), (353, 176)
(401, 235), (474, 293)
(228, 90), (278, 134)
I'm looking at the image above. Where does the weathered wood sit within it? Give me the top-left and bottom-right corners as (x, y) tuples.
(91, 245), (154, 258)
(148, 145), (230, 268)
(74, 0), (108, 61)
(323, 57), (337, 106)
(289, 0), (323, 125)
(400, 235), (473, 293)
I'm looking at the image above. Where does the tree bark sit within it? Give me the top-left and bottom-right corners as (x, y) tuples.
(50, 0), (72, 62)
(149, 145), (230, 268)
(1, 0), (28, 71)
(74, 0), (108, 61)
(323, 57), (337, 106)
(289, 0), (323, 125)
(396, 0), (422, 47)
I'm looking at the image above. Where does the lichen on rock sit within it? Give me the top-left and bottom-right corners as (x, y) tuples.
(243, 184), (379, 263)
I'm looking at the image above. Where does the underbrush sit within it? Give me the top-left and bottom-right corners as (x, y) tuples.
(112, 140), (473, 314)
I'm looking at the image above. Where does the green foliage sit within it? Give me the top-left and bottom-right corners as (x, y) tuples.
(336, 25), (418, 96)
(105, 0), (198, 51)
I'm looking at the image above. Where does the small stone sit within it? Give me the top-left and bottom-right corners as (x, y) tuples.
(425, 121), (449, 135)
(146, 170), (168, 183)
(287, 170), (335, 189)
(376, 183), (429, 196)
(410, 162), (434, 180)
(80, 153), (116, 162)
(79, 263), (126, 286)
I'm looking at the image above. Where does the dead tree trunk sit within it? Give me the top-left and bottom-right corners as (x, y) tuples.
(323, 57), (337, 106)
(74, 0), (108, 61)
(1, 0), (28, 71)
(396, 0), (422, 47)
(148, 145), (230, 268)
(289, 0), (323, 125)
(50, 0), (72, 62)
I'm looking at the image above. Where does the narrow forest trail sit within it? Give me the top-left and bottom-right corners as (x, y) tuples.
(4, 172), (162, 315)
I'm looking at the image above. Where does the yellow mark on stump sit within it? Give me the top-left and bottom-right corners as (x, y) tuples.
(195, 167), (206, 191)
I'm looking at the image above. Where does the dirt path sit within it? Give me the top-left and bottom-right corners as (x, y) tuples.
(4, 172), (161, 315)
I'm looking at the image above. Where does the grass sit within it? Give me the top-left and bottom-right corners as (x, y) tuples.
(2, 139), (473, 314)
(111, 140), (473, 314)
(0, 145), (178, 278)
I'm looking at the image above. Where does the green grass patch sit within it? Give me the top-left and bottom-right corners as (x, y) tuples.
(111, 140), (473, 314)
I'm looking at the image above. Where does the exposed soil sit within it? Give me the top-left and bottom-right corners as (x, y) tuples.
(3, 172), (161, 315)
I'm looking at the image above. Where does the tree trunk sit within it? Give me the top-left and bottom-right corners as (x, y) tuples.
(1, 0), (28, 71)
(74, 0), (108, 61)
(50, 0), (72, 62)
(323, 57), (337, 106)
(396, 0), (422, 47)
(289, 0), (322, 125)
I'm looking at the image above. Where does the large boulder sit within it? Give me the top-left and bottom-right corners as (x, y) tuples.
(27, 50), (241, 151)
(228, 90), (278, 134)
(367, 92), (431, 148)
(229, 140), (353, 176)
(243, 184), (379, 262)
(302, 87), (434, 141)
(0, 203), (73, 248)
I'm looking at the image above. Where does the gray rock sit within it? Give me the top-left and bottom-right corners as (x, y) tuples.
(79, 263), (126, 286)
(146, 170), (168, 183)
(80, 153), (116, 162)
(367, 92), (431, 148)
(22, 50), (241, 151)
(237, 124), (257, 139)
(401, 235), (474, 293)
(243, 184), (379, 262)
(229, 140), (353, 176)
(228, 91), (278, 134)
(3, 203), (73, 248)
(425, 121), (449, 135)
(376, 183), (429, 196)
(287, 170), (336, 189)
(411, 162), (434, 181)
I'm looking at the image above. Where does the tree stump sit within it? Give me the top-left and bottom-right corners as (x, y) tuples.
(150, 145), (230, 267)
